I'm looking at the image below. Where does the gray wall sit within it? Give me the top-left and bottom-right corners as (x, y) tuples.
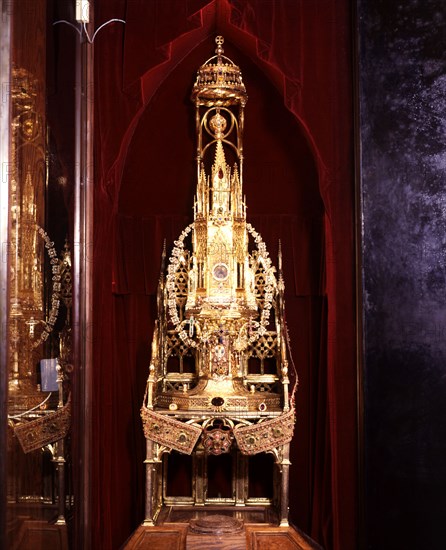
(358, 1), (446, 548)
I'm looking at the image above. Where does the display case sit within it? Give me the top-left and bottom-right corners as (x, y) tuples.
(1, 2), (82, 548)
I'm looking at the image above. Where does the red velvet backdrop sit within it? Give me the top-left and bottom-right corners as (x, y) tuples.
(92, 1), (356, 549)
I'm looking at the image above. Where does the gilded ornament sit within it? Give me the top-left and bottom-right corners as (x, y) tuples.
(141, 37), (298, 524)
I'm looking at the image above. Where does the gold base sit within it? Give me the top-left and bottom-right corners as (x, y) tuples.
(156, 378), (281, 412)
(189, 514), (244, 534)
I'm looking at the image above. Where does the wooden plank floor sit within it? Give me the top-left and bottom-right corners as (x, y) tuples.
(122, 507), (323, 550)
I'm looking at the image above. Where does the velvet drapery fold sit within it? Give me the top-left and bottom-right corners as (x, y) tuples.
(90, 1), (356, 548)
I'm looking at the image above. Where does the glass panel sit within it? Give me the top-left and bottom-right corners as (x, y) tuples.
(5, 1), (76, 547)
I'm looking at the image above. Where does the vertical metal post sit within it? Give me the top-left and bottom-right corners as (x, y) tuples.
(235, 451), (247, 505)
(143, 439), (155, 525)
(73, 7), (94, 548)
(196, 102), (201, 182)
(0, 1), (11, 547)
(54, 364), (66, 525)
(194, 445), (206, 505)
(279, 443), (291, 527)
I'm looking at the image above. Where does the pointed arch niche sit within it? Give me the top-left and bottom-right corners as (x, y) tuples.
(114, 37), (326, 534)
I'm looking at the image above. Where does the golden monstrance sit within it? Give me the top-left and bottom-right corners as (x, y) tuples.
(141, 36), (297, 532)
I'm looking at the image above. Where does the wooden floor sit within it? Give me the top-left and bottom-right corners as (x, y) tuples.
(10, 519), (69, 550)
(122, 507), (323, 550)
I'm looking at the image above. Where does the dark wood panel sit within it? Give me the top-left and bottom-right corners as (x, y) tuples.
(187, 532), (246, 550)
(122, 506), (322, 550)
(123, 525), (188, 550)
(12, 0), (46, 114)
(12, 520), (68, 550)
(246, 526), (322, 550)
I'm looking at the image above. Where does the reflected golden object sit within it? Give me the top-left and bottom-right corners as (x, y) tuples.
(9, 67), (47, 401)
(8, 68), (67, 401)
(141, 37), (296, 527)
(7, 67), (72, 525)
(13, 398), (71, 454)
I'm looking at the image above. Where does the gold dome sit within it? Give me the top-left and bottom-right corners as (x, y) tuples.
(191, 36), (248, 107)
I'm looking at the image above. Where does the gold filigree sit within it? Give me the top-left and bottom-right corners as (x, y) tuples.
(234, 409), (295, 455)
(191, 36), (247, 107)
(141, 407), (201, 454)
(13, 398), (71, 454)
(202, 418), (234, 455)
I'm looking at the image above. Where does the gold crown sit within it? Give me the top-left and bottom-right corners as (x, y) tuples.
(191, 36), (247, 107)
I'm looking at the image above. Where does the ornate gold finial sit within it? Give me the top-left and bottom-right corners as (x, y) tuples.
(209, 111), (227, 138)
(191, 35), (247, 106)
(215, 35), (224, 59)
